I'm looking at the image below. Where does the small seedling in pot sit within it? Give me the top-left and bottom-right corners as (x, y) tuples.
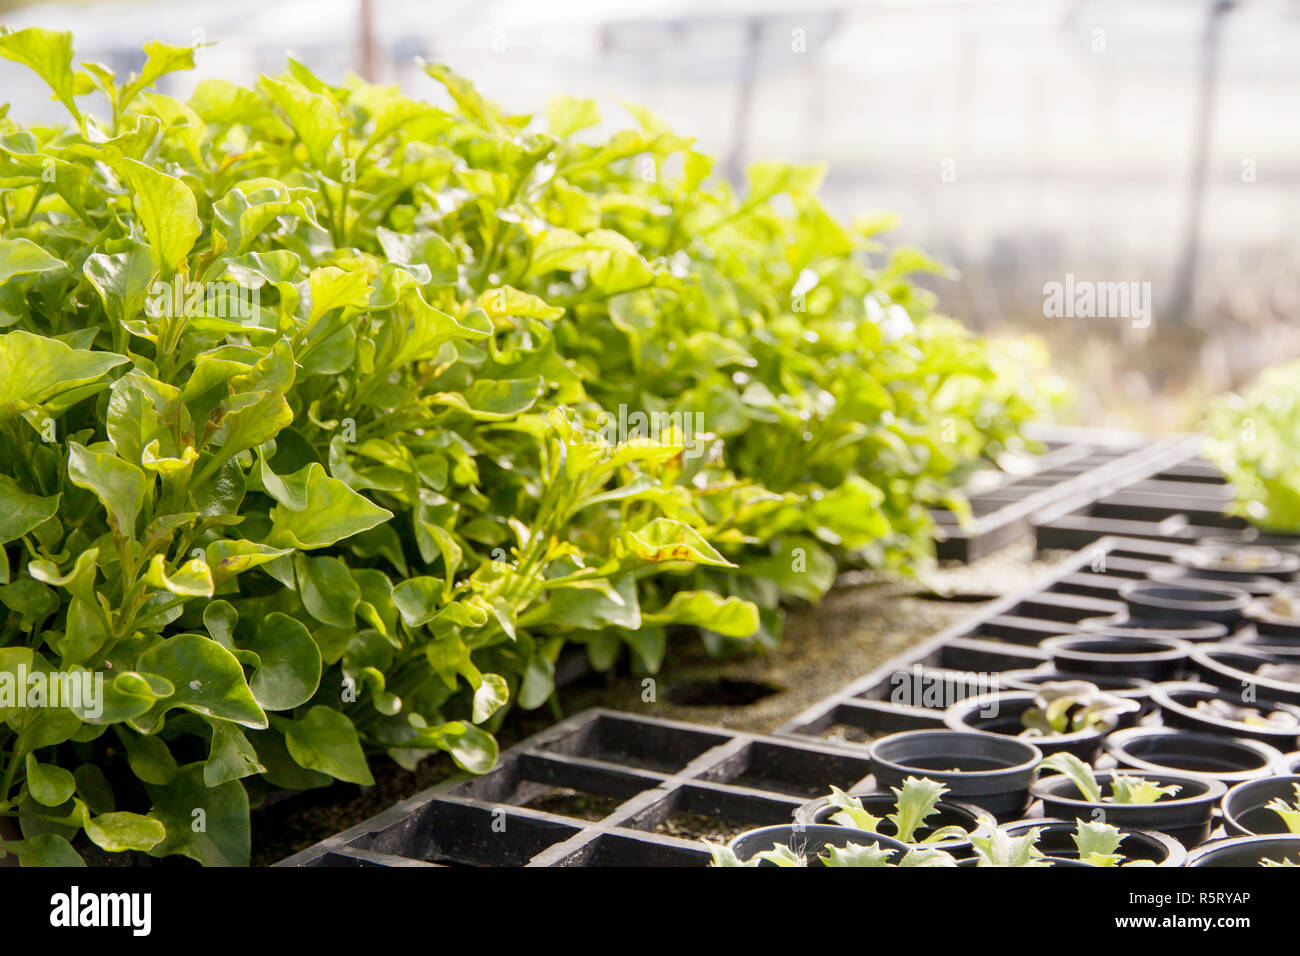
(1193, 697), (1298, 729)
(1265, 783), (1300, 834)
(1019, 681), (1139, 737)
(1038, 752), (1181, 804)
(822, 777), (979, 844)
(707, 842), (959, 867)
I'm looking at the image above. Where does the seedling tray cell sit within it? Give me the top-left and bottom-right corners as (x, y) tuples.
(930, 428), (1201, 561)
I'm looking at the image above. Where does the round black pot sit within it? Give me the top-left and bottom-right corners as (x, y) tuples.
(1179, 542), (1300, 581)
(999, 667), (1154, 719)
(1030, 769), (1225, 848)
(1222, 775), (1300, 837)
(794, 791), (988, 854)
(1003, 818), (1187, 867)
(942, 691), (1115, 762)
(1243, 597), (1300, 643)
(1119, 580), (1250, 627)
(1147, 565), (1279, 598)
(1287, 753), (1300, 774)
(725, 824), (910, 865)
(1077, 614), (1229, 643)
(1186, 834), (1300, 867)
(1105, 726), (1286, 785)
(1039, 634), (1191, 682)
(1149, 681), (1300, 748)
(870, 730), (1041, 821)
(1191, 644), (1300, 706)
(1197, 530), (1300, 557)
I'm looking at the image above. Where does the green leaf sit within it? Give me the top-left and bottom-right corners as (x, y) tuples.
(204, 720), (266, 787)
(820, 842), (895, 867)
(546, 94), (600, 137)
(472, 673), (510, 723)
(5, 833), (84, 866)
(1110, 774), (1181, 805)
(67, 441), (148, 536)
(825, 786), (881, 833)
(888, 776), (948, 843)
(146, 762), (250, 866)
(121, 39), (198, 108)
(84, 809), (166, 853)
(294, 553), (360, 628)
(0, 27), (80, 119)
(625, 518), (736, 568)
(24, 753), (75, 806)
(1036, 751), (1102, 803)
(1073, 820), (1125, 866)
(307, 265), (372, 323)
(263, 76), (343, 171)
(113, 158), (202, 273)
(241, 612), (322, 711)
(0, 475), (59, 543)
(266, 463), (393, 549)
(121, 732), (178, 785)
(0, 330), (127, 420)
(0, 237), (65, 285)
(134, 634), (268, 732)
(280, 706), (374, 785)
(642, 590), (758, 638)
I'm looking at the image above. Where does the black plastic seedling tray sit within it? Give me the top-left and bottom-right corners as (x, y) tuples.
(777, 535), (1196, 745)
(930, 425), (1201, 561)
(277, 710), (879, 867)
(1033, 454), (1256, 552)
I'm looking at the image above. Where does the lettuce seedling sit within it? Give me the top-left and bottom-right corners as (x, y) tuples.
(705, 840), (957, 867)
(1266, 783), (1300, 834)
(824, 777), (979, 844)
(1020, 680), (1139, 736)
(1038, 752), (1182, 804)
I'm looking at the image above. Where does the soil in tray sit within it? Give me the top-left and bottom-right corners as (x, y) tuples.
(820, 723), (877, 745)
(653, 811), (751, 843)
(521, 787), (625, 821)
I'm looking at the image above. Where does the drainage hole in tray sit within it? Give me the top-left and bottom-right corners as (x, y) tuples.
(664, 678), (782, 706)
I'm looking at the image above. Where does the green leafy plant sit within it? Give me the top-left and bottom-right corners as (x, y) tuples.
(822, 777), (986, 844)
(0, 26), (1052, 865)
(1038, 752), (1182, 804)
(706, 839), (958, 867)
(1019, 681), (1139, 736)
(1206, 360), (1300, 532)
(1265, 783), (1300, 834)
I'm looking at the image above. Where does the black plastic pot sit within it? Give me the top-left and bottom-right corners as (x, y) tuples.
(1030, 769), (1225, 848)
(1197, 530), (1300, 557)
(1105, 726), (1285, 785)
(1149, 681), (1300, 748)
(725, 824), (909, 865)
(1038, 634), (1191, 682)
(942, 691), (1115, 762)
(1287, 753), (1300, 774)
(1191, 644), (1300, 706)
(870, 730), (1041, 821)
(998, 667), (1154, 719)
(1119, 580), (1250, 627)
(1221, 775), (1300, 837)
(1076, 614), (1228, 643)
(1147, 565), (1279, 598)
(1003, 818), (1187, 867)
(1179, 542), (1300, 581)
(1186, 834), (1300, 867)
(794, 791), (988, 854)
(1243, 596), (1300, 643)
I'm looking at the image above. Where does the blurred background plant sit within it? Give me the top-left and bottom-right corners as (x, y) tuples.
(4, 0), (1297, 432)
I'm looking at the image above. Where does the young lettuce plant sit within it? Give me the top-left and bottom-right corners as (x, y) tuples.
(968, 820), (1133, 867)
(1038, 752), (1182, 804)
(1020, 681), (1139, 737)
(823, 777), (982, 844)
(707, 840), (958, 867)
(1265, 783), (1300, 834)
